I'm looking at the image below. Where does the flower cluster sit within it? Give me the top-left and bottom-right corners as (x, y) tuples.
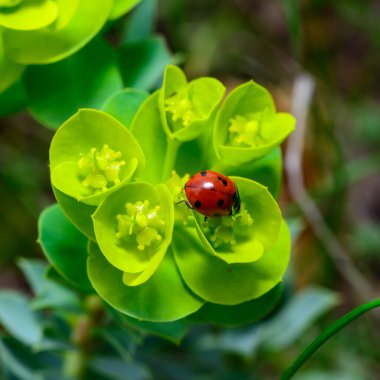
(0, 0), (140, 93)
(46, 65), (296, 324)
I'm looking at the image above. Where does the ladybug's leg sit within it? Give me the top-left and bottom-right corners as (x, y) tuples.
(204, 216), (208, 223)
(176, 200), (194, 210)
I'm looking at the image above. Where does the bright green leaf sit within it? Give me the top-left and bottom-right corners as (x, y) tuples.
(52, 186), (96, 241)
(110, 307), (188, 343)
(189, 284), (282, 326)
(173, 220), (291, 305)
(87, 242), (204, 322)
(101, 88), (149, 128)
(24, 39), (123, 129)
(38, 203), (93, 291)
(130, 91), (167, 183)
(0, 29), (24, 93)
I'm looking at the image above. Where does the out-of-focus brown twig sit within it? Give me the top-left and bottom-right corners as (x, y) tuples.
(285, 73), (377, 302)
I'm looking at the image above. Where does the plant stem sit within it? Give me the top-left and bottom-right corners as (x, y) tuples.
(162, 138), (181, 181)
(281, 298), (380, 380)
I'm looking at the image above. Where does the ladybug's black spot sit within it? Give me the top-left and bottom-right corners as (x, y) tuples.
(200, 171), (207, 176)
(222, 179), (228, 186)
(194, 200), (202, 209)
(217, 199), (224, 207)
(217, 176), (222, 180)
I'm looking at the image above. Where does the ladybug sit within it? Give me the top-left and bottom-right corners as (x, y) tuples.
(184, 170), (240, 218)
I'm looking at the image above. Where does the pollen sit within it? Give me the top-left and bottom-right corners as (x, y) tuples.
(77, 144), (125, 194)
(164, 87), (200, 129)
(204, 202), (254, 248)
(115, 200), (165, 252)
(228, 113), (267, 148)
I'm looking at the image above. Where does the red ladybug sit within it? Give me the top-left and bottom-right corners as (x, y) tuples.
(184, 170), (240, 218)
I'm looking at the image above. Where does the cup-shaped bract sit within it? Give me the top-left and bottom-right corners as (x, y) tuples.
(0, 0), (59, 31)
(0, 0), (119, 94)
(50, 109), (145, 206)
(159, 65), (225, 142)
(92, 182), (174, 286)
(173, 220), (291, 305)
(214, 81), (295, 165)
(2, 0), (113, 65)
(192, 177), (282, 264)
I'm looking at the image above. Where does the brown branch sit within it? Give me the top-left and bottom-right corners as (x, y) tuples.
(285, 73), (377, 302)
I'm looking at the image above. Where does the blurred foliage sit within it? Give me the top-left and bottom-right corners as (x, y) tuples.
(1, 0), (380, 379)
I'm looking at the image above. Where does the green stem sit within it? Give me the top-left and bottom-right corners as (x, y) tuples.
(281, 298), (380, 380)
(162, 138), (181, 181)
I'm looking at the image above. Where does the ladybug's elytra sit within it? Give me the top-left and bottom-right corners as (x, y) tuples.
(184, 170), (240, 217)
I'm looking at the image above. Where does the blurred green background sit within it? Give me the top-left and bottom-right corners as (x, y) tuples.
(1, 0), (380, 379)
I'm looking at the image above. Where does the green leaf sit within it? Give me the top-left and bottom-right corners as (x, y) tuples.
(261, 286), (341, 350)
(17, 259), (47, 294)
(0, 338), (42, 380)
(17, 258), (82, 313)
(90, 357), (150, 380)
(101, 88), (149, 128)
(123, 0), (157, 42)
(130, 91), (167, 183)
(214, 81), (295, 165)
(3, 0), (113, 64)
(52, 186), (96, 241)
(173, 220), (291, 305)
(0, 29), (24, 94)
(109, 0), (141, 20)
(92, 183), (173, 285)
(0, 0), (58, 31)
(193, 177), (282, 264)
(118, 36), (171, 91)
(159, 65), (225, 142)
(38, 203), (93, 291)
(0, 78), (27, 116)
(87, 242), (204, 322)
(31, 278), (82, 313)
(188, 284), (282, 326)
(114, 310), (188, 343)
(24, 39), (123, 129)
(50, 108), (145, 206)
(0, 291), (42, 346)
